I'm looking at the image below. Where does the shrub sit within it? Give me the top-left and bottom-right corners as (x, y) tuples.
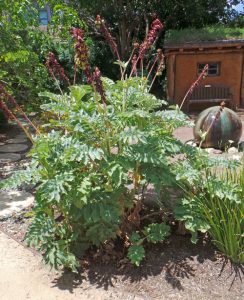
(1, 76), (189, 270)
(0, 17), (191, 270)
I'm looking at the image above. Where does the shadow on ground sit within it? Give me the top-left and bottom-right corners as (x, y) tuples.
(52, 235), (232, 298)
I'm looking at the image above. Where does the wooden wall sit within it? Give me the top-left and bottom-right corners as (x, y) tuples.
(166, 48), (244, 110)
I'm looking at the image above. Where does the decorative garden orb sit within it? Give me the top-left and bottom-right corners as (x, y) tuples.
(194, 104), (242, 149)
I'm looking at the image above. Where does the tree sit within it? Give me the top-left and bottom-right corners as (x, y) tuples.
(45, 0), (243, 60)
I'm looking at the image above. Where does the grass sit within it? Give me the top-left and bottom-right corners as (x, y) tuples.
(165, 26), (244, 44)
(201, 157), (244, 264)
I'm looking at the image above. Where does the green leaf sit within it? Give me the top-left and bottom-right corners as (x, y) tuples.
(113, 60), (128, 69)
(69, 85), (92, 101)
(130, 232), (142, 244)
(127, 245), (145, 266)
(143, 223), (170, 243)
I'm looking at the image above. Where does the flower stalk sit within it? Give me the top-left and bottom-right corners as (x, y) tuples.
(180, 64), (208, 110)
(148, 51), (165, 92)
(0, 100), (34, 143)
(129, 18), (164, 78)
(0, 84), (39, 134)
(95, 15), (123, 76)
(46, 52), (70, 87)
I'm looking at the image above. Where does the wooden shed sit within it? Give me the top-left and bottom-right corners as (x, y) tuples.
(164, 28), (244, 111)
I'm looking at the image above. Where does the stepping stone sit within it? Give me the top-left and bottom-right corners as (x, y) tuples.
(227, 147), (239, 154)
(0, 144), (29, 153)
(0, 153), (21, 164)
(0, 190), (34, 219)
(6, 137), (29, 144)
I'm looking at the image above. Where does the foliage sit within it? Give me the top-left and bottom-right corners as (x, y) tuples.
(128, 223), (170, 266)
(165, 26), (244, 44)
(0, 28), (51, 104)
(51, 0), (244, 59)
(174, 150), (244, 263)
(0, 2), (49, 105)
(1, 75), (189, 270)
(0, 1), (89, 109)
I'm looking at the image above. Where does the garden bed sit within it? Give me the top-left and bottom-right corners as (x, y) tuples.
(0, 209), (243, 300)
(0, 121), (244, 299)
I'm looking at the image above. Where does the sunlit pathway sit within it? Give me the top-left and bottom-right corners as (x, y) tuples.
(0, 232), (135, 300)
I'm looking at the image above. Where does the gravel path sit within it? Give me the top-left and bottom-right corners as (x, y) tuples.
(0, 232), (141, 300)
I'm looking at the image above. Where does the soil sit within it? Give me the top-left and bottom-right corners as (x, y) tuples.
(1, 213), (243, 300)
(0, 119), (244, 300)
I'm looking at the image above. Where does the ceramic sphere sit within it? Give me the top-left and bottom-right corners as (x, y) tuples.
(194, 106), (242, 149)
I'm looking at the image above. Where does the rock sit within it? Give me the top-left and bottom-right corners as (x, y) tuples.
(186, 140), (197, 147)
(231, 154), (242, 161)
(0, 190), (34, 219)
(14, 133), (29, 139)
(29, 112), (38, 117)
(213, 149), (223, 154)
(6, 137), (29, 144)
(0, 144), (29, 153)
(0, 153), (22, 163)
(111, 147), (118, 154)
(205, 148), (215, 154)
(227, 147), (239, 154)
(205, 148), (222, 154)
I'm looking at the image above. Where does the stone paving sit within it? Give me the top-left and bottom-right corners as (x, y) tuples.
(0, 122), (33, 219)
(0, 190), (34, 219)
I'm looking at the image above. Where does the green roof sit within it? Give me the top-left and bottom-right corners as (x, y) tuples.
(164, 27), (244, 45)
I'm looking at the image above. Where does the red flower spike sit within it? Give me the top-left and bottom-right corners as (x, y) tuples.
(70, 27), (90, 71)
(139, 19), (164, 60)
(92, 67), (106, 106)
(95, 15), (120, 61)
(180, 64), (209, 109)
(45, 52), (70, 85)
(188, 64), (209, 94)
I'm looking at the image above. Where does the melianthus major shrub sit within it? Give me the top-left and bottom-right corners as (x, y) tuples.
(0, 17), (193, 270)
(1, 76), (190, 270)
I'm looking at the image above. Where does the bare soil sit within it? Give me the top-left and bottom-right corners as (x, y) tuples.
(0, 209), (243, 300)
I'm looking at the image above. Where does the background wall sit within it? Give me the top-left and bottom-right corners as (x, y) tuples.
(167, 50), (243, 110)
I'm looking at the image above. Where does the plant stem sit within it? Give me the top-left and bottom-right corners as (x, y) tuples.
(148, 57), (164, 92)
(129, 56), (140, 78)
(73, 64), (77, 85)
(1, 101), (34, 143)
(122, 47), (135, 79)
(146, 55), (158, 81)
(50, 70), (63, 95)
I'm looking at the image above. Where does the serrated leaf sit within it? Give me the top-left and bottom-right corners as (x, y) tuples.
(144, 223), (170, 243)
(130, 232), (141, 243)
(127, 245), (145, 266)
